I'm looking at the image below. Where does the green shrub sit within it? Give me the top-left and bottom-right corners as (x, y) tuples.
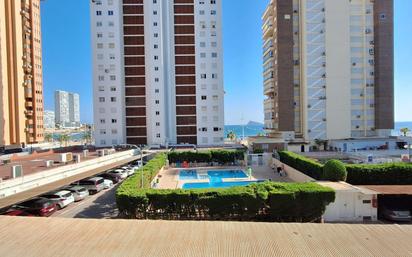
(278, 151), (324, 179)
(346, 163), (412, 185)
(323, 160), (347, 182)
(277, 151), (412, 185)
(116, 177), (335, 222)
(253, 148), (264, 154)
(168, 150), (245, 164)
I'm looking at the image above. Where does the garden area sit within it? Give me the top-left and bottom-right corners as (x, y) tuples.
(278, 151), (412, 185)
(116, 151), (335, 222)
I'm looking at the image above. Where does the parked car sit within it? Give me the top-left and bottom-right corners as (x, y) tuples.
(13, 198), (56, 217)
(99, 173), (121, 184)
(64, 186), (89, 202)
(103, 179), (114, 189)
(41, 190), (75, 210)
(382, 205), (412, 222)
(74, 177), (105, 194)
(1, 209), (34, 216)
(120, 166), (136, 177)
(108, 169), (128, 180)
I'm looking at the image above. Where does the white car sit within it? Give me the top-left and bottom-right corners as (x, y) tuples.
(108, 169), (128, 180)
(41, 190), (75, 210)
(103, 179), (114, 189)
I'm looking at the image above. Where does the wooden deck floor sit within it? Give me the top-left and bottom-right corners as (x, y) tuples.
(0, 217), (411, 257)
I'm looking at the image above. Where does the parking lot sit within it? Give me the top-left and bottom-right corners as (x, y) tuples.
(0, 160), (143, 218)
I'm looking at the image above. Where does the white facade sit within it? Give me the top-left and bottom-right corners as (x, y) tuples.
(54, 90), (81, 128)
(55, 90), (70, 127)
(319, 182), (378, 222)
(90, 0), (224, 147)
(90, 0), (125, 147)
(43, 110), (55, 129)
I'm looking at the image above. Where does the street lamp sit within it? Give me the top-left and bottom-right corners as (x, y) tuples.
(404, 144), (412, 162)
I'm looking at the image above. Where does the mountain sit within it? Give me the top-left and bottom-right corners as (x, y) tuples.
(246, 121), (264, 127)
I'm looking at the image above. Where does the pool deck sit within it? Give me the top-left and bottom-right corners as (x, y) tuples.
(155, 165), (291, 189)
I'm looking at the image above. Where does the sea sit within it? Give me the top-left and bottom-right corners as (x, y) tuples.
(50, 122), (412, 141)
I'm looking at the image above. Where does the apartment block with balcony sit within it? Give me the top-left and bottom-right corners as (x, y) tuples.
(262, 0), (394, 144)
(90, 0), (224, 147)
(0, 0), (44, 148)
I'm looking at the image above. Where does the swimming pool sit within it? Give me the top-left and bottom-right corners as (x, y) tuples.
(182, 180), (264, 189)
(179, 170), (248, 181)
(179, 169), (262, 189)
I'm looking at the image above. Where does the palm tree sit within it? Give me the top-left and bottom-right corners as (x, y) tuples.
(400, 128), (411, 137)
(44, 133), (53, 143)
(82, 131), (92, 145)
(58, 134), (70, 147)
(227, 131), (237, 141)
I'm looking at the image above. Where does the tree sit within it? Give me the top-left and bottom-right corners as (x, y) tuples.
(82, 131), (92, 145)
(314, 139), (328, 151)
(58, 134), (70, 147)
(323, 160), (347, 182)
(400, 128), (411, 137)
(44, 133), (53, 143)
(227, 131), (237, 141)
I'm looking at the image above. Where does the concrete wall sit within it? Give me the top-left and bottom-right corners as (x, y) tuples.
(272, 158), (314, 183)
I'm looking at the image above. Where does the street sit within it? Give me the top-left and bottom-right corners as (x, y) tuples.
(52, 184), (119, 219)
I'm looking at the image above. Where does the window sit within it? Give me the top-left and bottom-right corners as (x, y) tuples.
(156, 122), (160, 126)
(96, 21), (103, 27)
(156, 133), (161, 138)
(108, 10), (114, 15)
(98, 86), (105, 91)
(201, 127), (207, 132)
(200, 52), (206, 58)
(201, 74), (207, 79)
(97, 43), (103, 49)
(211, 10), (216, 15)
(156, 111), (160, 115)
(99, 97), (105, 102)
(110, 87), (116, 92)
(110, 75), (116, 81)
(108, 21), (114, 26)
(112, 119), (117, 123)
(200, 42), (206, 47)
(155, 100), (160, 104)
(212, 52), (218, 58)
(97, 33), (103, 38)
(212, 73), (218, 79)
(100, 129), (106, 135)
(98, 75), (104, 81)
(201, 95), (207, 100)
(109, 43), (115, 48)
(199, 10), (205, 15)
(100, 119), (106, 124)
(213, 127), (219, 132)
(111, 97), (116, 102)
(96, 11), (102, 16)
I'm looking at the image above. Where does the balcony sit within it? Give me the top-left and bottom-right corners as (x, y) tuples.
(25, 101), (33, 108)
(264, 80), (275, 96)
(24, 87), (33, 98)
(264, 98), (275, 111)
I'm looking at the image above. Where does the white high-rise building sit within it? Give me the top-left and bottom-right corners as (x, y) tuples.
(262, 0), (394, 144)
(43, 110), (55, 129)
(90, 0), (225, 147)
(55, 90), (81, 128)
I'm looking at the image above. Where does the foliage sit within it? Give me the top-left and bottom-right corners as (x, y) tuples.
(227, 131), (237, 141)
(168, 150), (245, 164)
(44, 133), (53, 143)
(400, 127), (410, 137)
(346, 163), (412, 185)
(278, 151), (412, 185)
(57, 134), (70, 147)
(323, 160), (347, 182)
(253, 148), (264, 154)
(116, 170), (335, 222)
(82, 131), (92, 145)
(278, 151), (324, 180)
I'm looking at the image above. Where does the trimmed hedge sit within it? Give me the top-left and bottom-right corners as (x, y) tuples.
(346, 163), (412, 185)
(278, 151), (412, 185)
(117, 162), (335, 222)
(168, 150), (245, 164)
(323, 160), (347, 182)
(278, 151), (323, 180)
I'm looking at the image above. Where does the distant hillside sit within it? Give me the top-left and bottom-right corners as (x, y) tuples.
(246, 121), (264, 127)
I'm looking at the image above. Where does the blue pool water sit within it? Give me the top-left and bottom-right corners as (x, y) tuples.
(180, 169), (262, 189)
(179, 170), (198, 180)
(183, 180), (263, 189)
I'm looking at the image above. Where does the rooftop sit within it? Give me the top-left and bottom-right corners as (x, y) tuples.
(0, 217), (411, 257)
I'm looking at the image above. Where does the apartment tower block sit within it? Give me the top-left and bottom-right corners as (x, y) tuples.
(262, 0), (394, 142)
(90, 0), (225, 147)
(0, 0), (44, 148)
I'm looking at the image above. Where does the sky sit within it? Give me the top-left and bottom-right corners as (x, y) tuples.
(41, 0), (412, 125)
